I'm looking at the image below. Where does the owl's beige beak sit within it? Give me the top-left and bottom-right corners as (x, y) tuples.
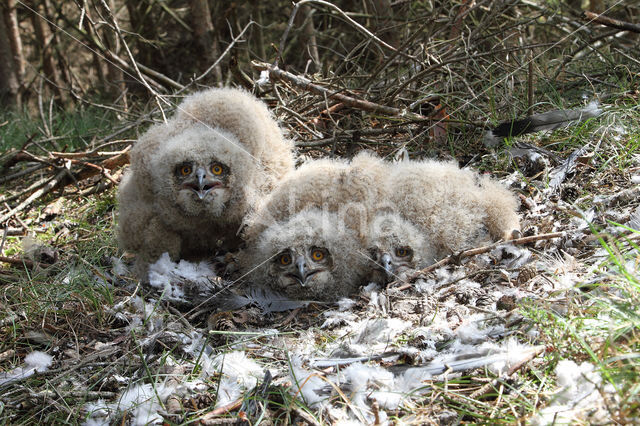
(380, 252), (394, 277)
(290, 255), (320, 287)
(184, 167), (222, 199)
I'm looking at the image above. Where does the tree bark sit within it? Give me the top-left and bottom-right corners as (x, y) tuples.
(295, 5), (320, 71)
(188, 0), (222, 84)
(2, 0), (25, 104)
(125, 0), (161, 73)
(29, 0), (64, 102)
(0, 7), (19, 107)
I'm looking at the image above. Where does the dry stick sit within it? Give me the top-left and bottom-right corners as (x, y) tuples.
(583, 11), (640, 34)
(275, 0), (404, 68)
(0, 169), (68, 225)
(0, 255), (35, 269)
(98, 0), (167, 121)
(73, 150), (130, 182)
(391, 231), (565, 289)
(468, 345), (546, 400)
(104, 52), (181, 91)
(185, 21), (254, 90)
(253, 62), (427, 120)
(50, 147), (131, 159)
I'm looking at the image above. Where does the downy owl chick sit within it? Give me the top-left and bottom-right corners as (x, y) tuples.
(365, 212), (438, 284)
(245, 151), (391, 242)
(241, 209), (368, 301)
(387, 159), (520, 257)
(118, 88), (294, 280)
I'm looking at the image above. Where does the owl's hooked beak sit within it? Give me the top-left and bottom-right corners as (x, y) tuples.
(380, 252), (394, 277)
(292, 255), (314, 287)
(184, 167), (222, 200)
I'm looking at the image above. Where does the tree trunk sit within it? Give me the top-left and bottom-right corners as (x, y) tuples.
(2, 0), (25, 104)
(368, 0), (398, 48)
(295, 5), (320, 71)
(189, 0), (222, 84)
(0, 8), (20, 107)
(125, 0), (161, 72)
(100, 0), (127, 106)
(29, 0), (64, 102)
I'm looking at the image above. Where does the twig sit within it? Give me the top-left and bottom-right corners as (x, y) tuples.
(105, 51), (182, 90)
(253, 61), (426, 119)
(201, 397), (243, 418)
(73, 150), (130, 182)
(0, 169), (68, 225)
(98, 0), (168, 121)
(463, 345), (546, 406)
(183, 21), (254, 90)
(276, 0), (403, 68)
(391, 231), (565, 287)
(583, 11), (640, 34)
(0, 255), (35, 269)
(50, 147), (132, 159)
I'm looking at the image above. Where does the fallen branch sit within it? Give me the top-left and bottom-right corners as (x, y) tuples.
(0, 169), (69, 225)
(253, 61), (427, 120)
(468, 345), (546, 399)
(391, 231), (565, 288)
(0, 256), (35, 269)
(73, 149), (130, 182)
(583, 11), (640, 34)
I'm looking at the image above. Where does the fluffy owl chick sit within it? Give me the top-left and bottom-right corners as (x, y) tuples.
(388, 160), (520, 256)
(365, 212), (438, 284)
(118, 125), (264, 279)
(173, 87), (294, 184)
(241, 209), (368, 301)
(246, 151), (390, 241)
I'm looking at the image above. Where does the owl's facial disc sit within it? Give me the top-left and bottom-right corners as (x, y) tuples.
(371, 246), (414, 279)
(176, 162), (227, 200)
(275, 247), (330, 288)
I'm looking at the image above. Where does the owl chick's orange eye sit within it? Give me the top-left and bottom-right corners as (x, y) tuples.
(395, 247), (411, 257)
(211, 164), (223, 175)
(180, 165), (192, 176)
(279, 253), (292, 265)
(311, 249), (325, 261)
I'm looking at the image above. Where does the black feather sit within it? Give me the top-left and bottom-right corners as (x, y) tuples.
(484, 102), (602, 146)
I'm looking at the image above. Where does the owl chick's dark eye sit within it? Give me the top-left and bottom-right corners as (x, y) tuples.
(278, 252), (292, 265)
(211, 164), (223, 175)
(178, 164), (192, 176)
(310, 248), (327, 262)
(395, 247), (412, 257)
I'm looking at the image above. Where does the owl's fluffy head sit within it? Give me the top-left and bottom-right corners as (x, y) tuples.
(174, 87), (294, 182)
(149, 125), (263, 226)
(365, 212), (436, 283)
(243, 209), (368, 301)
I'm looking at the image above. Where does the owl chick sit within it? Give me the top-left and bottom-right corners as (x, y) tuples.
(387, 159), (520, 256)
(245, 151), (390, 241)
(118, 88), (294, 280)
(365, 212), (438, 284)
(240, 209), (368, 301)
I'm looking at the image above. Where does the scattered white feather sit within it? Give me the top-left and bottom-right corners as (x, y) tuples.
(256, 70), (270, 86)
(355, 318), (410, 347)
(321, 310), (357, 329)
(530, 360), (616, 425)
(340, 363), (393, 421)
(337, 298), (357, 311)
(147, 253), (216, 303)
(204, 351), (265, 407)
(290, 357), (329, 408)
(0, 351), (53, 387)
(111, 256), (129, 276)
(24, 351), (53, 371)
